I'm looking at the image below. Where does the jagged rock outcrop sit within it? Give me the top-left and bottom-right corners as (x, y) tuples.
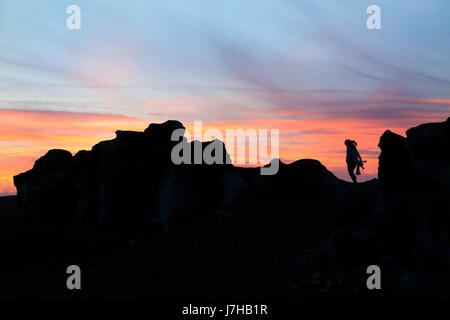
(15, 119), (357, 235)
(378, 117), (450, 193)
(406, 117), (450, 189)
(376, 117), (450, 268)
(14, 149), (78, 221)
(14, 120), (243, 235)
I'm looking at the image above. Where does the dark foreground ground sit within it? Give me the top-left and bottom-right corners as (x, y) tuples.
(1, 194), (450, 301)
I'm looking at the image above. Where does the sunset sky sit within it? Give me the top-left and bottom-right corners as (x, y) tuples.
(0, 0), (449, 195)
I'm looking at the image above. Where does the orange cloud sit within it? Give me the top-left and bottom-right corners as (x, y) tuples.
(406, 98), (450, 105)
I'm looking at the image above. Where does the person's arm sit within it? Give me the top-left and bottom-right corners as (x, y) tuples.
(356, 149), (362, 161)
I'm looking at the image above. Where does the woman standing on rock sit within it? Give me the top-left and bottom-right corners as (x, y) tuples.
(345, 139), (365, 183)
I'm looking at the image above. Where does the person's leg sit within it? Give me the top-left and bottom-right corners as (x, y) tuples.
(347, 162), (357, 183)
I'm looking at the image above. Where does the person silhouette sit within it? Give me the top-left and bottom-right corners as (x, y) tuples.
(345, 139), (365, 183)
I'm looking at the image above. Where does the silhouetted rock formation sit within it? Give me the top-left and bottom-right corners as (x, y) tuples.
(14, 120), (242, 236)
(376, 117), (450, 268)
(13, 117), (450, 273)
(14, 149), (78, 221)
(379, 117), (450, 192)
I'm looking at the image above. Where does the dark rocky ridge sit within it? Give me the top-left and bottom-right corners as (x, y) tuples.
(375, 117), (450, 268)
(14, 120), (242, 233)
(6, 117), (450, 299)
(13, 120), (369, 237)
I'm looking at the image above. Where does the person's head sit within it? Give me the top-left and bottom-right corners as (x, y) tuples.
(344, 139), (357, 148)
